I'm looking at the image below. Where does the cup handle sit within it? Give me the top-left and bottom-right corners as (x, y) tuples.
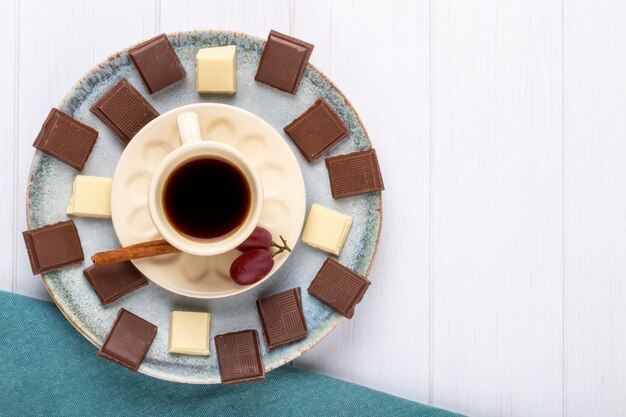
(177, 112), (202, 145)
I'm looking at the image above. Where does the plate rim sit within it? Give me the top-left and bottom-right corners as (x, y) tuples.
(26, 29), (383, 384)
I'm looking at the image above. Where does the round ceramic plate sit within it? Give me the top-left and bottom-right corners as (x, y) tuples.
(111, 103), (306, 298)
(27, 30), (382, 383)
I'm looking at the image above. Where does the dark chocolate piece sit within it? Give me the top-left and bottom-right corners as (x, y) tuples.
(256, 288), (307, 350)
(90, 79), (159, 146)
(284, 99), (349, 163)
(98, 308), (157, 372)
(255, 30), (314, 94)
(22, 220), (84, 275)
(32, 108), (98, 170)
(129, 34), (186, 94)
(307, 258), (370, 318)
(83, 262), (148, 306)
(215, 330), (265, 384)
(325, 149), (385, 199)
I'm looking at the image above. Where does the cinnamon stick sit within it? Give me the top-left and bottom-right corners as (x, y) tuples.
(91, 239), (181, 265)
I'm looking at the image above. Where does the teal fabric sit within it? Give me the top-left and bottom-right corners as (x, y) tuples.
(0, 291), (463, 417)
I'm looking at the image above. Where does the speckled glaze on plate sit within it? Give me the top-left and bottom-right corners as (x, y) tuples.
(27, 30), (382, 384)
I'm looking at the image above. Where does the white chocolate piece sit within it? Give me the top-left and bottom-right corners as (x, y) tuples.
(66, 175), (112, 218)
(196, 45), (237, 94)
(168, 311), (210, 356)
(301, 204), (352, 256)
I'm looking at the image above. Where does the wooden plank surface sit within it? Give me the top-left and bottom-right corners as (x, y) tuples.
(0, 0), (18, 292)
(160, 0), (290, 37)
(429, 1), (563, 415)
(564, 1), (626, 416)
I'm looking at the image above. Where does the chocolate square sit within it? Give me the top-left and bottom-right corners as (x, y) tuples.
(83, 262), (148, 306)
(90, 79), (159, 146)
(256, 288), (307, 350)
(325, 149), (385, 199)
(22, 220), (84, 275)
(255, 30), (314, 94)
(98, 308), (157, 372)
(308, 258), (370, 318)
(129, 34), (186, 94)
(215, 330), (265, 384)
(284, 99), (349, 162)
(32, 108), (98, 170)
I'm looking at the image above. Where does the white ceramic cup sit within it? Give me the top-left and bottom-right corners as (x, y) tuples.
(148, 112), (264, 256)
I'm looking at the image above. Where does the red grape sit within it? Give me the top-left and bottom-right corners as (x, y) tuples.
(230, 249), (274, 285)
(236, 227), (272, 252)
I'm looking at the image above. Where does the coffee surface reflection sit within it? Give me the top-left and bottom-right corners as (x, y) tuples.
(163, 157), (251, 240)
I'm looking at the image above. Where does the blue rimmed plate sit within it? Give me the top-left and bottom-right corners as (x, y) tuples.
(26, 30), (382, 383)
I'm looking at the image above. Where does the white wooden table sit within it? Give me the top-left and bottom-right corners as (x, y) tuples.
(3, 1), (626, 416)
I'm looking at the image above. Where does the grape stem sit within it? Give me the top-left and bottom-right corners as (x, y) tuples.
(270, 235), (292, 258)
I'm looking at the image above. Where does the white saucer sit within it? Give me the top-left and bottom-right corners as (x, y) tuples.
(110, 103), (306, 298)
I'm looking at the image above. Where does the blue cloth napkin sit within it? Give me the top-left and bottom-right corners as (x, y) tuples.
(0, 291), (463, 417)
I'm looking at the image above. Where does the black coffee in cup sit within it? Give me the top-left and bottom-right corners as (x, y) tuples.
(163, 157), (251, 240)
